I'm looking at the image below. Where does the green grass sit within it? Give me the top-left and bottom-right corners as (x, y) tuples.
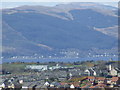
(66, 65), (82, 68)
(80, 83), (86, 87)
(2, 63), (26, 74)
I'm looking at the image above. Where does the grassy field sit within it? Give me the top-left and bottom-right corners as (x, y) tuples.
(2, 63), (26, 74)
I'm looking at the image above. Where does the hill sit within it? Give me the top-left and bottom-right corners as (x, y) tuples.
(2, 2), (118, 58)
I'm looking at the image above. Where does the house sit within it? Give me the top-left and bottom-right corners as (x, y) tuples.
(106, 78), (111, 84)
(58, 77), (67, 81)
(22, 82), (32, 89)
(12, 80), (22, 89)
(87, 76), (95, 82)
(110, 68), (118, 76)
(2, 79), (23, 89)
(95, 84), (106, 88)
(96, 77), (106, 84)
(84, 68), (96, 76)
(0, 83), (5, 88)
(28, 83), (37, 90)
(84, 69), (90, 76)
(70, 84), (75, 88)
(44, 82), (50, 86)
(60, 82), (70, 88)
(109, 67), (120, 77)
(68, 69), (82, 76)
(3, 79), (13, 89)
(72, 82), (80, 88)
(35, 81), (45, 89)
(50, 82), (61, 88)
(87, 76), (97, 85)
(115, 68), (120, 77)
(35, 85), (42, 90)
(49, 64), (61, 70)
(111, 77), (120, 86)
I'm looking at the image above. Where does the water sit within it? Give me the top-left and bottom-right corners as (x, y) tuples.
(2, 57), (118, 63)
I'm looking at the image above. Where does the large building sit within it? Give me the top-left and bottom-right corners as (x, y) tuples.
(26, 65), (48, 71)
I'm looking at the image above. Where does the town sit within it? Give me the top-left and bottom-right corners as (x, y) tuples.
(1, 1), (119, 90)
(0, 59), (120, 89)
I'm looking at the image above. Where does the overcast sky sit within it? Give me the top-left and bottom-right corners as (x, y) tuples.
(2, 0), (119, 2)
(1, 0), (119, 9)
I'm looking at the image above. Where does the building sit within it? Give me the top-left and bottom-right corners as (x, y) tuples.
(70, 84), (75, 88)
(96, 77), (106, 84)
(87, 76), (95, 83)
(110, 68), (120, 76)
(49, 64), (61, 70)
(84, 68), (96, 76)
(26, 65), (48, 71)
(44, 82), (50, 87)
(111, 77), (120, 86)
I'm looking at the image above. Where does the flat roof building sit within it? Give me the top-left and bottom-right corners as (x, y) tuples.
(26, 65), (48, 71)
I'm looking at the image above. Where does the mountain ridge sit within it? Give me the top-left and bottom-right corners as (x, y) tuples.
(2, 2), (118, 58)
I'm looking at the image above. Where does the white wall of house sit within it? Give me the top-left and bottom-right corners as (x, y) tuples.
(26, 65), (48, 71)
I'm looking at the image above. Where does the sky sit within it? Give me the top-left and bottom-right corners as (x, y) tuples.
(2, 0), (119, 2)
(1, 0), (119, 9)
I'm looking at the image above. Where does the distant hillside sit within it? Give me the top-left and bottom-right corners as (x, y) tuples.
(2, 2), (118, 57)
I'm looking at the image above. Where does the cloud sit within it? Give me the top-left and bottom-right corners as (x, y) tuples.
(2, 0), (119, 2)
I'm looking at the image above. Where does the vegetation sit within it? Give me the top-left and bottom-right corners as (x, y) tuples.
(2, 63), (26, 74)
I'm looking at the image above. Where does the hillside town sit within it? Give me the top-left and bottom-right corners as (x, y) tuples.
(0, 59), (120, 89)
(1, 1), (119, 90)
